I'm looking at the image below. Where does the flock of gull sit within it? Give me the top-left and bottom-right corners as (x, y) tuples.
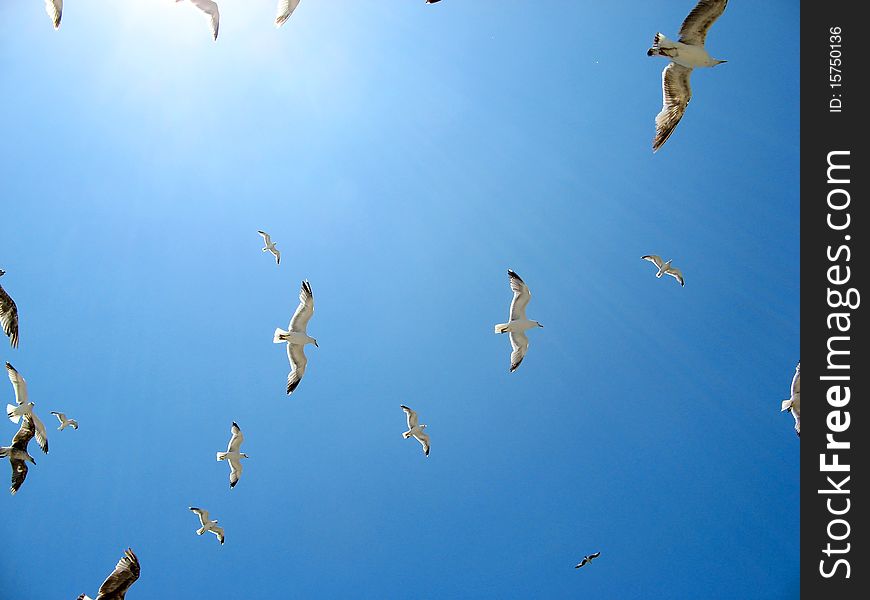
(3, 0), (800, 596)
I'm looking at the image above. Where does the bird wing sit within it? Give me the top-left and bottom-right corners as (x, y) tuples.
(653, 63), (693, 152)
(31, 412), (49, 454)
(211, 526), (225, 544)
(0, 286), (18, 348)
(11, 416), (35, 451)
(189, 507), (209, 526)
(227, 422), (243, 453)
(400, 405), (418, 429)
(678, 0), (728, 47)
(50, 411), (66, 424)
(228, 457), (243, 488)
(288, 280), (315, 333)
(96, 548), (140, 599)
(415, 431), (430, 456)
(44, 0), (62, 30)
(575, 558), (587, 568)
(188, 0), (219, 41)
(257, 230), (272, 245)
(665, 266), (685, 286)
(791, 362), (800, 396)
(9, 455), (28, 495)
(273, 249), (281, 265)
(509, 331), (529, 372)
(507, 270), (531, 321)
(275, 0), (302, 28)
(589, 551), (601, 559)
(5, 362), (27, 405)
(286, 343), (308, 395)
(641, 255), (664, 269)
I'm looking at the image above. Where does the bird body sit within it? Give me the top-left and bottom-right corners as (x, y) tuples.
(189, 507), (225, 544)
(641, 255), (685, 287)
(575, 551), (601, 568)
(50, 411), (78, 431)
(257, 230), (281, 264)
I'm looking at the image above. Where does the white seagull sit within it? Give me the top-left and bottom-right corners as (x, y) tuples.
(176, 0), (219, 41)
(0, 415), (37, 495)
(77, 548), (140, 600)
(575, 551), (601, 568)
(216, 421), (248, 488)
(781, 362), (800, 437)
(494, 269), (543, 372)
(647, 0), (728, 151)
(50, 411), (78, 431)
(257, 230), (281, 265)
(400, 405), (430, 457)
(0, 269), (19, 348)
(273, 280), (318, 395)
(189, 507), (225, 545)
(275, 0), (301, 27)
(641, 255), (685, 287)
(5, 362), (48, 454)
(45, 0), (62, 29)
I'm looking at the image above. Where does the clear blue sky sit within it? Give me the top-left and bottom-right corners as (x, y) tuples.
(1, 1), (799, 598)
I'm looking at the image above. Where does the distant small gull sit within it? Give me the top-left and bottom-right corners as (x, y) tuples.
(575, 551), (601, 568)
(189, 507), (225, 545)
(400, 405), (430, 457)
(275, 0), (301, 27)
(494, 270), (543, 372)
(0, 269), (19, 348)
(216, 421), (248, 488)
(5, 362), (48, 454)
(0, 415), (37, 495)
(647, 0), (728, 151)
(273, 280), (318, 395)
(176, 0), (219, 41)
(641, 255), (685, 286)
(50, 411), (78, 431)
(781, 362), (800, 437)
(77, 548), (140, 600)
(45, 0), (62, 29)
(257, 230), (281, 265)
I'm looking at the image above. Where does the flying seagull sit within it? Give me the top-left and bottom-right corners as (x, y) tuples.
(77, 548), (140, 600)
(275, 0), (301, 27)
(50, 411), (78, 431)
(273, 280), (318, 395)
(647, 0), (728, 151)
(781, 362), (800, 437)
(257, 230), (281, 265)
(5, 362), (48, 454)
(176, 0), (219, 41)
(641, 255), (685, 286)
(45, 0), (62, 29)
(0, 415), (37, 495)
(0, 269), (19, 348)
(575, 551), (601, 568)
(400, 405), (430, 457)
(493, 270), (543, 372)
(216, 421), (248, 488)
(189, 507), (225, 545)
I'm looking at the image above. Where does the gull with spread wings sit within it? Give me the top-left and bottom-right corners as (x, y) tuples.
(0, 415), (38, 495)
(216, 422), (248, 488)
(189, 507), (225, 545)
(493, 270), (543, 372)
(257, 230), (281, 265)
(77, 548), (140, 600)
(273, 280), (318, 395)
(641, 255), (685, 287)
(400, 405), (430, 457)
(5, 362), (48, 454)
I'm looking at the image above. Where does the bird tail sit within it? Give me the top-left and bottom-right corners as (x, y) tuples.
(273, 328), (290, 343)
(781, 399), (793, 412)
(217, 452), (227, 461)
(494, 323), (510, 334)
(6, 404), (21, 423)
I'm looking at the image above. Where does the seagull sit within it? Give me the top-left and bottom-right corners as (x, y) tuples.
(216, 422), (248, 488)
(189, 507), (225, 545)
(176, 0), (219, 41)
(646, 0), (728, 151)
(575, 551), (601, 568)
(641, 255), (685, 286)
(493, 270), (543, 372)
(44, 0), (62, 29)
(257, 230), (281, 265)
(0, 415), (37, 495)
(781, 362), (800, 437)
(0, 269), (19, 348)
(400, 405), (430, 457)
(77, 548), (140, 600)
(275, 0), (301, 27)
(273, 280), (318, 395)
(5, 362), (48, 454)
(49, 411), (78, 431)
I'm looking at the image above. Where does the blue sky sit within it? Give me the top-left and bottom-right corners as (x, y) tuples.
(1, 1), (799, 598)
